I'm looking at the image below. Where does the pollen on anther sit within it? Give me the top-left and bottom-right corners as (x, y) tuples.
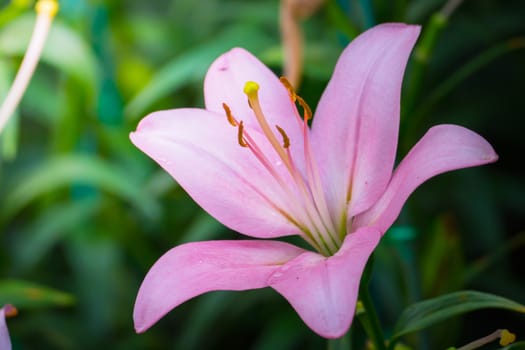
(237, 121), (248, 147)
(36, 0), (59, 17)
(296, 95), (312, 121)
(275, 125), (290, 148)
(222, 103), (237, 126)
(500, 329), (516, 346)
(279, 76), (297, 102)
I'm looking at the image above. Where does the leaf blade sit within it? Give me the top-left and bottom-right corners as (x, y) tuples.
(393, 290), (525, 339)
(0, 280), (75, 309)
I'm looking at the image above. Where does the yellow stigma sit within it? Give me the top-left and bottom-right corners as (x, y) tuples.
(35, 0), (59, 17)
(499, 329), (516, 346)
(243, 81), (260, 98)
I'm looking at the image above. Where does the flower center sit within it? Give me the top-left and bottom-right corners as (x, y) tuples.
(222, 79), (345, 256)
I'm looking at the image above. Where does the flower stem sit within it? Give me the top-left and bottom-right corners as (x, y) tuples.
(0, 0), (58, 135)
(357, 288), (386, 350)
(327, 329), (351, 350)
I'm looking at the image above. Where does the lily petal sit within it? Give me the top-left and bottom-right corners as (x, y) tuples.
(133, 240), (305, 333)
(131, 108), (302, 238)
(204, 48), (305, 163)
(354, 125), (498, 233)
(0, 306), (12, 350)
(268, 227), (380, 338)
(311, 23), (420, 220)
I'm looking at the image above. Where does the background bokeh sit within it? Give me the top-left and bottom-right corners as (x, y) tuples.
(0, 0), (524, 349)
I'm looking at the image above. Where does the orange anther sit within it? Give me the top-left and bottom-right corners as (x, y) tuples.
(296, 95), (312, 121)
(275, 125), (290, 148)
(237, 121), (248, 147)
(279, 76), (297, 102)
(222, 103), (237, 126)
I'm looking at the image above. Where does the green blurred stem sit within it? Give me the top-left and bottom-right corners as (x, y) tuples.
(0, 0), (30, 27)
(359, 0), (375, 28)
(441, 0), (464, 18)
(326, 0), (359, 40)
(402, 13), (447, 121)
(465, 230), (525, 283)
(403, 0), (468, 122)
(393, 0), (409, 22)
(406, 37), (525, 141)
(327, 329), (351, 350)
(357, 289), (387, 350)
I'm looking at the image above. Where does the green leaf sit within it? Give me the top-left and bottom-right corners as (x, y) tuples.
(419, 217), (464, 295)
(392, 291), (525, 339)
(124, 24), (274, 119)
(0, 154), (161, 221)
(407, 37), (525, 133)
(0, 280), (74, 308)
(65, 229), (122, 334)
(0, 14), (99, 96)
(501, 341), (525, 349)
(0, 57), (18, 160)
(179, 212), (224, 244)
(325, 0), (359, 40)
(12, 197), (101, 272)
(327, 331), (351, 350)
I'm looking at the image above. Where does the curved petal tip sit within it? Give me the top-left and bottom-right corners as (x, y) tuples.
(133, 240), (304, 333)
(269, 227), (381, 338)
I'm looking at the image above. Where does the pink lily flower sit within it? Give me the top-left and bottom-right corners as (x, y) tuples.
(130, 23), (497, 338)
(0, 305), (16, 350)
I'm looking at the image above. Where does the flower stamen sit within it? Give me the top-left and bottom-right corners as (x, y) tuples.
(279, 76), (297, 102)
(0, 0), (59, 135)
(222, 102), (237, 126)
(222, 81), (343, 255)
(237, 121), (248, 147)
(275, 125), (290, 148)
(279, 77), (341, 246)
(221, 105), (327, 253)
(296, 95), (312, 121)
(243, 81), (293, 172)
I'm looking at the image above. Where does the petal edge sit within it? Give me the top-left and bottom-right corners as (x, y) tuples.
(133, 240), (305, 333)
(268, 227), (380, 338)
(354, 124), (498, 233)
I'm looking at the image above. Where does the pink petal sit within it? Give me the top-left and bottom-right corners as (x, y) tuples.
(0, 306), (12, 350)
(268, 227), (381, 338)
(130, 108), (302, 238)
(310, 23), (421, 221)
(133, 240), (305, 333)
(204, 48), (305, 166)
(354, 125), (498, 233)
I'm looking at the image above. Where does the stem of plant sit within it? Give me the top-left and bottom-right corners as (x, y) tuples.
(327, 328), (351, 350)
(0, 0), (59, 135)
(358, 288), (386, 350)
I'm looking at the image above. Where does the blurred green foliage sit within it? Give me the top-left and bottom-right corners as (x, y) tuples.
(0, 0), (524, 349)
